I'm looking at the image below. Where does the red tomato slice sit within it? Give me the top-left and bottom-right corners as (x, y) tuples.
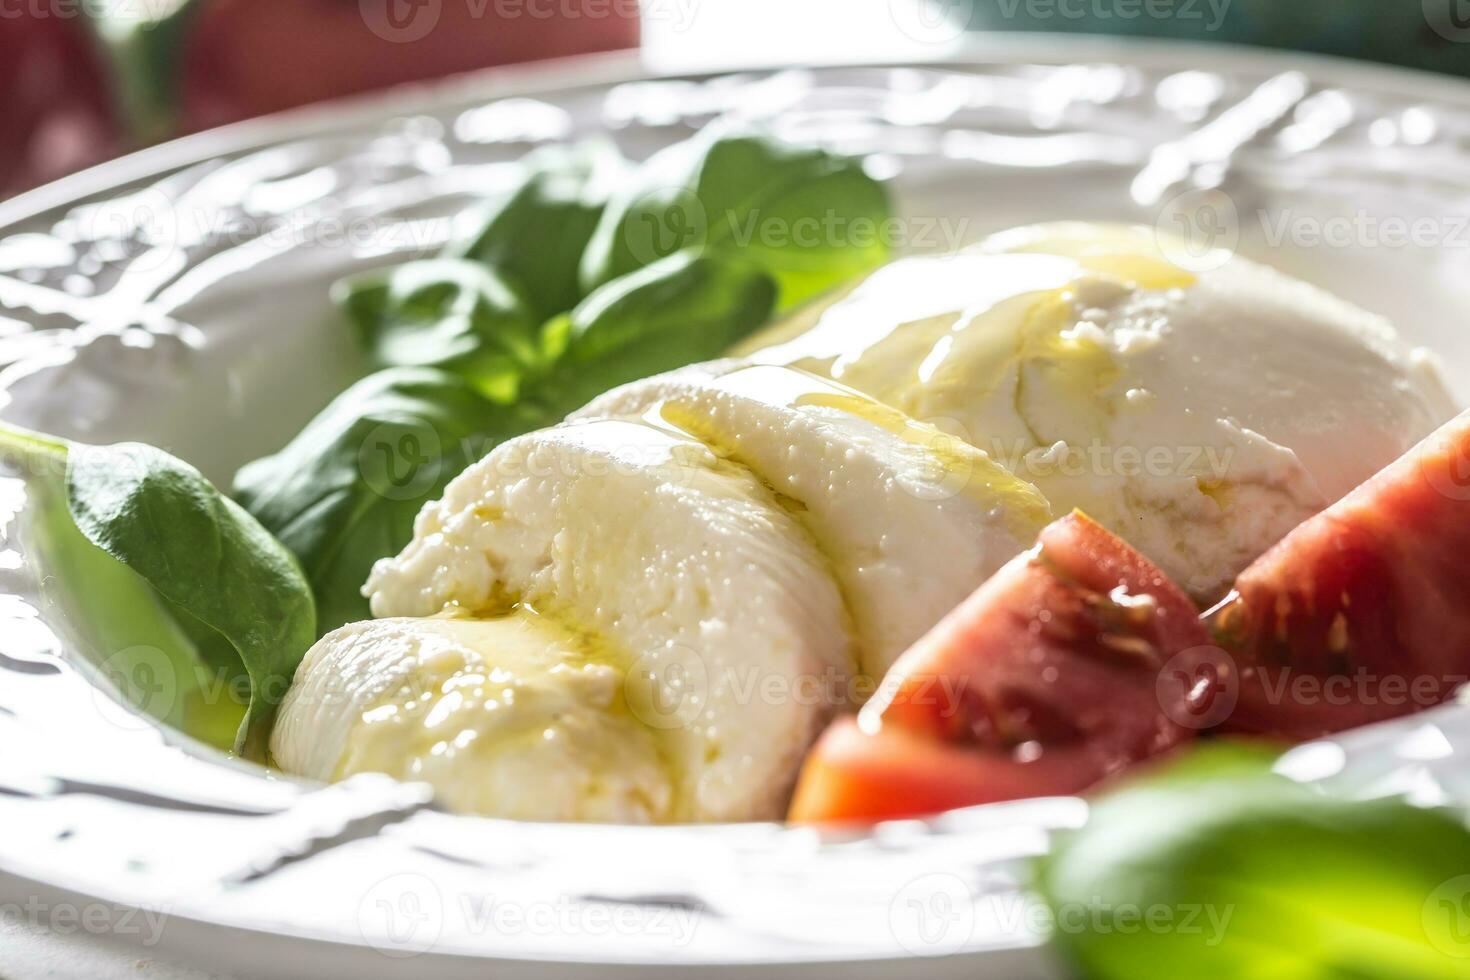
(1208, 409), (1470, 741)
(789, 718), (1110, 824)
(877, 512), (1211, 756)
(791, 512), (1211, 824)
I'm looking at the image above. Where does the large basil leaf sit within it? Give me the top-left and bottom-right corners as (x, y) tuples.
(336, 259), (541, 403)
(0, 424), (318, 759)
(6, 433), (246, 750)
(234, 368), (527, 636)
(536, 250), (777, 416)
(1035, 744), (1470, 979)
(579, 128), (891, 311)
(452, 141), (624, 323)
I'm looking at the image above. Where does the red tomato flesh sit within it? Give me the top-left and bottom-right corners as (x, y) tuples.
(789, 718), (1116, 824)
(1210, 409), (1470, 740)
(791, 512), (1212, 824)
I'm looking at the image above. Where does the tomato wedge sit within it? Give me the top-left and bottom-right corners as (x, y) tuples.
(791, 512), (1212, 824)
(790, 718), (1117, 824)
(1209, 409), (1470, 741)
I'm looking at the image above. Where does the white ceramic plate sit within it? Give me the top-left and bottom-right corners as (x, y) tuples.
(3, 36), (1470, 979)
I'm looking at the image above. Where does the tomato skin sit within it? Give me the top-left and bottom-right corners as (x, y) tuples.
(1211, 409), (1470, 740)
(177, 0), (640, 133)
(789, 718), (1110, 824)
(791, 513), (1211, 824)
(877, 512), (1210, 759)
(0, 12), (119, 196)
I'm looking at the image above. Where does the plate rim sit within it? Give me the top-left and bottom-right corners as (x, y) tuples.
(9, 31), (1470, 230)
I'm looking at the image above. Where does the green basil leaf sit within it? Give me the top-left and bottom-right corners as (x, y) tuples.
(579, 128), (891, 311)
(336, 259), (540, 403)
(452, 141), (624, 323)
(234, 367), (528, 636)
(535, 250), (777, 416)
(62, 440), (315, 759)
(4, 436), (246, 750)
(1035, 744), (1470, 979)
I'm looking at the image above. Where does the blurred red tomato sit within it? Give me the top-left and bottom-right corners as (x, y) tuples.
(178, 0), (640, 132)
(0, 9), (119, 197)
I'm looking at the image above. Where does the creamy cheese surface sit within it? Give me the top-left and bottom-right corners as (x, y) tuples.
(272, 612), (673, 822)
(283, 370), (1051, 821)
(579, 362), (1050, 677)
(362, 417), (855, 822)
(740, 222), (1456, 597)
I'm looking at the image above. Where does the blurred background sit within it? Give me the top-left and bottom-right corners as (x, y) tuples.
(4, 0), (1469, 199)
